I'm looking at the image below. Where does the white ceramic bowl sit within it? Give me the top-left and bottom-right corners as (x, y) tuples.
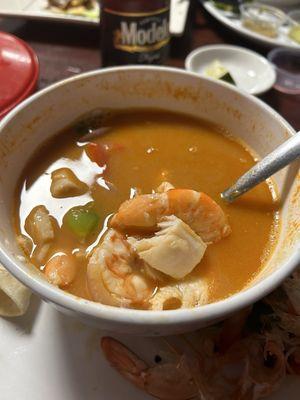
(0, 67), (299, 336)
(185, 45), (276, 95)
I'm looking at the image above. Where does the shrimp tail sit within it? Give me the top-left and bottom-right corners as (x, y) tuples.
(101, 337), (198, 400)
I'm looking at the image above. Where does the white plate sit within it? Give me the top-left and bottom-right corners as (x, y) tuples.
(0, 299), (300, 400)
(0, 0), (190, 36)
(261, 0), (300, 8)
(202, 1), (300, 50)
(185, 44), (276, 95)
(0, 0), (99, 26)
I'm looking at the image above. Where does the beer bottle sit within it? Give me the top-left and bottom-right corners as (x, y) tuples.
(100, 0), (170, 67)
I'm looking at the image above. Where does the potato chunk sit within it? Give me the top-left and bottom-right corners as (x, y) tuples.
(130, 216), (207, 280)
(50, 168), (88, 198)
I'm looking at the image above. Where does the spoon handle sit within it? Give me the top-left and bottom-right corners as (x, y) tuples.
(221, 132), (300, 203)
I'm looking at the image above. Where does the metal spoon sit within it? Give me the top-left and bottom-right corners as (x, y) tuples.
(221, 132), (300, 203)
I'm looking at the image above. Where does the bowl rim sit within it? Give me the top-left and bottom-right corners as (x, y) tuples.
(0, 65), (299, 328)
(184, 44), (276, 96)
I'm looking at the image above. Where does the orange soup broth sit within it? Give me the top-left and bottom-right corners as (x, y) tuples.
(15, 110), (280, 305)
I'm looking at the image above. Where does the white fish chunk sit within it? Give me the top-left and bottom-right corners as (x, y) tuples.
(130, 216), (207, 280)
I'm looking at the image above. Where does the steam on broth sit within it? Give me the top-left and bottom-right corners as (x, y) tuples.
(14, 110), (279, 310)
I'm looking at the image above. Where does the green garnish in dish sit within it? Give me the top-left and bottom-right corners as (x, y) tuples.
(65, 205), (99, 238)
(212, 0), (253, 15)
(213, 1), (239, 13)
(204, 60), (236, 85)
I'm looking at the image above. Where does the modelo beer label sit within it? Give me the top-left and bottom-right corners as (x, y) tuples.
(103, 7), (170, 64)
(114, 19), (169, 52)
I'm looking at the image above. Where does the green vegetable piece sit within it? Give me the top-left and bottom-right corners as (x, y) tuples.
(220, 72), (236, 85)
(204, 60), (236, 86)
(65, 206), (99, 238)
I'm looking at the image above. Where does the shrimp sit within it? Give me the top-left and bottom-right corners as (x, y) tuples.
(179, 334), (285, 400)
(102, 330), (286, 400)
(101, 337), (198, 400)
(232, 337), (286, 400)
(44, 253), (77, 288)
(286, 345), (300, 375)
(87, 229), (155, 308)
(110, 188), (231, 243)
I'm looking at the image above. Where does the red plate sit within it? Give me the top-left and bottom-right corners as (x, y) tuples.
(0, 31), (39, 119)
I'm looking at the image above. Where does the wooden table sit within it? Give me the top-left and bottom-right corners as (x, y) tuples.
(0, 4), (299, 130)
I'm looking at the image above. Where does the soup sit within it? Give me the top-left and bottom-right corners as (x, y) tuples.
(14, 110), (279, 310)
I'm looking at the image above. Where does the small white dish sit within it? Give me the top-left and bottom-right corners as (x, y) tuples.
(185, 45), (276, 95)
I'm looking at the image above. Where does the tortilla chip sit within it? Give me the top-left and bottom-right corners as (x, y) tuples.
(0, 264), (31, 317)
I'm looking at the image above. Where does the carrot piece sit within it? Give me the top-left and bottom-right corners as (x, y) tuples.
(86, 143), (108, 167)
(86, 142), (125, 178)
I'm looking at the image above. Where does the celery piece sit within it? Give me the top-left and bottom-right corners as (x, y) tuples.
(65, 206), (99, 238)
